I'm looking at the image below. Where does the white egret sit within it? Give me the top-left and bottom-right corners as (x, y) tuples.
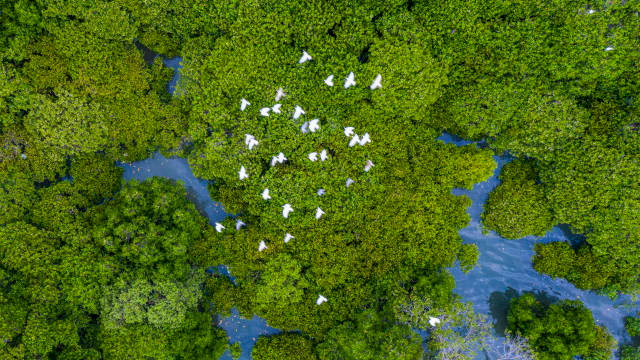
(308, 119), (320, 132)
(364, 160), (374, 172)
(344, 72), (356, 88)
(260, 107), (270, 117)
(429, 316), (441, 327)
(284, 233), (294, 243)
(299, 50), (312, 63)
(587, 9), (596, 14)
(324, 74), (334, 86)
(261, 188), (271, 200)
(238, 166), (248, 180)
(320, 149), (328, 162)
(359, 133), (371, 146)
(344, 127), (354, 137)
(605, 46), (614, 51)
(259, 240), (268, 252)
(308, 152), (318, 162)
(282, 203), (294, 218)
(275, 87), (286, 101)
(272, 103), (282, 114)
(317, 188), (325, 196)
(301, 121), (309, 134)
(215, 222), (225, 233)
(271, 152), (287, 166)
(245, 134), (259, 150)
(346, 178), (354, 188)
(293, 105), (305, 119)
(316, 295), (327, 305)
(235, 219), (246, 230)
(370, 74), (382, 90)
(240, 98), (250, 111)
(247, 138), (259, 150)
(315, 207), (325, 219)
(348, 134), (360, 147)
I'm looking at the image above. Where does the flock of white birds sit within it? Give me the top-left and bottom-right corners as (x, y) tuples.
(212, 50), (441, 319)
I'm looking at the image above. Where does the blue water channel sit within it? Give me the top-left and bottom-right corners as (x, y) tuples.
(118, 57), (639, 358)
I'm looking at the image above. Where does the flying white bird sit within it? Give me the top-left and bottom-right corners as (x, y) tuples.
(320, 149), (328, 162)
(344, 72), (356, 89)
(259, 240), (268, 252)
(240, 98), (250, 111)
(317, 188), (325, 196)
(284, 233), (294, 243)
(324, 74), (334, 86)
(309, 119), (320, 132)
(260, 107), (270, 117)
(316, 295), (327, 305)
(275, 87), (286, 101)
(299, 50), (312, 63)
(245, 134), (259, 150)
(272, 103), (282, 114)
(370, 74), (382, 90)
(346, 178), (354, 188)
(293, 106), (305, 119)
(308, 152), (318, 162)
(235, 219), (246, 230)
(301, 121), (309, 134)
(282, 203), (294, 218)
(349, 134), (361, 147)
(364, 160), (374, 172)
(605, 46), (614, 51)
(315, 207), (325, 219)
(429, 316), (441, 327)
(261, 188), (271, 200)
(344, 127), (354, 137)
(215, 222), (225, 233)
(238, 166), (248, 180)
(359, 133), (371, 146)
(271, 152), (287, 167)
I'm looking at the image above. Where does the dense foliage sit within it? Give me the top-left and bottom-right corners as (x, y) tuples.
(507, 293), (615, 360)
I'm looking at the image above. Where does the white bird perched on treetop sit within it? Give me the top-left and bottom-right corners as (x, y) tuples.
(275, 87), (286, 101)
(272, 103), (282, 114)
(300, 121), (309, 134)
(238, 166), (248, 180)
(428, 316), (441, 327)
(259, 240), (268, 252)
(240, 98), (250, 111)
(317, 188), (325, 196)
(344, 127), (354, 137)
(605, 46), (614, 51)
(324, 74), (334, 86)
(370, 74), (382, 90)
(235, 219), (246, 230)
(271, 152), (287, 167)
(364, 160), (374, 172)
(282, 203), (294, 218)
(293, 106), (305, 119)
(344, 72), (356, 88)
(346, 178), (355, 188)
(308, 152), (318, 162)
(260, 107), (270, 117)
(316, 295), (327, 305)
(359, 133), (371, 146)
(261, 188), (271, 200)
(215, 222), (225, 233)
(245, 134), (259, 150)
(320, 149), (328, 162)
(349, 134), (361, 147)
(299, 50), (312, 63)
(284, 233), (294, 243)
(309, 119), (320, 132)
(315, 207), (325, 219)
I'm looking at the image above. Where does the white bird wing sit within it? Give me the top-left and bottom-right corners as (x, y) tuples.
(359, 133), (371, 145)
(316, 295), (327, 305)
(247, 138), (259, 150)
(344, 72), (356, 88)
(262, 188), (271, 200)
(320, 149), (328, 161)
(271, 156), (278, 167)
(240, 98), (250, 111)
(315, 207), (325, 219)
(239, 166), (248, 180)
(284, 233), (294, 243)
(317, 188), (325, 196)
(259, 240), (267, 252)
(260, 107), (270, 117)
(275, 87), (285, 101)
(278, 152), (287, 162)
(293, 106), (305, 119)
(370, 74), (382, 90)
(605, 46), (614, 51)
(308, 152), (318, 161)
(349, 134), (360, 147)
(245, 134), (254, 145)
(272, 103), (282, 114)
(364, 160), (375, 172)
(309, 119), (320, 132)
(344, 127), (354, 137)
(324, 74), (334, 86)
(215, 222), (225, 232)
(301, 121), (309, 134)
(282, 204), (293, 218)
(428, 316), (441, 326)
(235, 220), (246, 230)
(346, 178), (354, 187)
(299, 50), (312, 63)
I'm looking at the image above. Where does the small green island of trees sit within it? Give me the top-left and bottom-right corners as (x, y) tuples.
(1, 0), (638, 359)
